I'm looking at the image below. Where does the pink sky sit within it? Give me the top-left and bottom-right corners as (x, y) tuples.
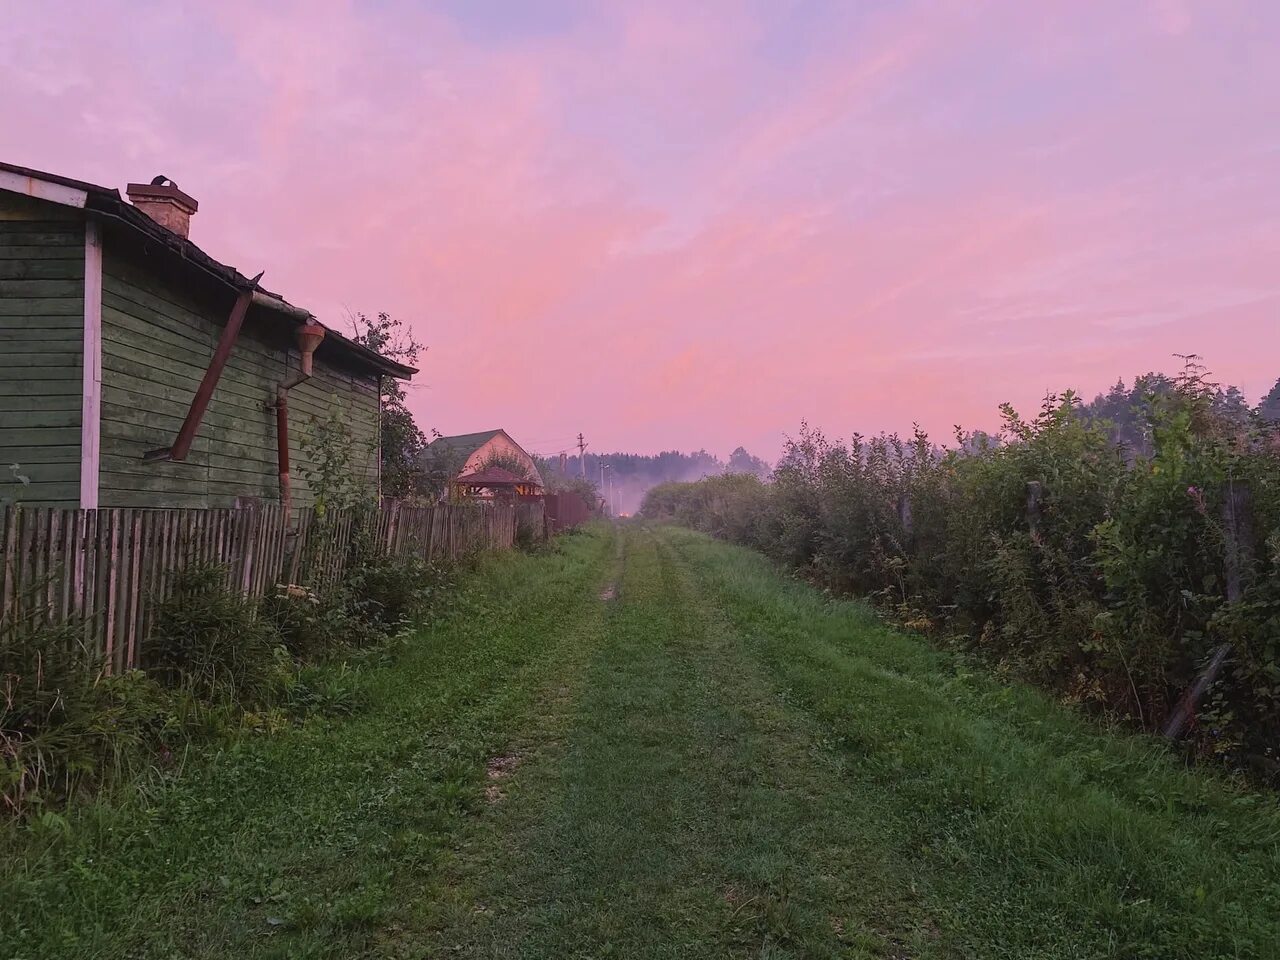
(3, 1), (1278, 460)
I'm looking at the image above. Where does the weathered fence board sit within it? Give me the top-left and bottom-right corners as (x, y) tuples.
(0, 499), (541, 672)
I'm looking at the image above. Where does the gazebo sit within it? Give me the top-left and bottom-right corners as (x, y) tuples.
(450, 466), (543, 502)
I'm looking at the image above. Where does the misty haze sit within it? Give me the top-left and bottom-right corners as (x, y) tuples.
(3, 4), (1279, 959)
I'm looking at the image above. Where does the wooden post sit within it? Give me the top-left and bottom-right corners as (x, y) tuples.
(1162, 479), (1253, 740)
(123, 510), (142, 669)
(1025, 481), (1043, 539)
(147, 277), (261, 462)
(1221, 479), (1254, 604)
(2, 506), (17, 629)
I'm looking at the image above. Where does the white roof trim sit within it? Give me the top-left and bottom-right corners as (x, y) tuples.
(0, 169), (88, 208)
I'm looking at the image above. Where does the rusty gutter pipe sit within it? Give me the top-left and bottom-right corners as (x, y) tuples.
(145, 273), (263, 462)
(251, 289), (311, 321)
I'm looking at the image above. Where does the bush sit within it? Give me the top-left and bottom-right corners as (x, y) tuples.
(260, 587), (377, 659)
(2, 616), (173, 815)
(4, 528), (464, 815)
(642, 373), (1280, 773)
(343, 553), (455, 634)
(281, 664), (365, 719)
(143, 565), (285, 705)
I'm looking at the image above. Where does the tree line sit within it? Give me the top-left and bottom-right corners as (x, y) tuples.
(641, 361), (1280, 779)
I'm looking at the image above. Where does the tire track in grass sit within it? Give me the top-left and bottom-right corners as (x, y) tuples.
(394, 524), (624, 947)
(645, 529), (943, 959)
(419, 525), (936, 959)
(659, 525), (1280, 960)
(418, 523), (731, 957)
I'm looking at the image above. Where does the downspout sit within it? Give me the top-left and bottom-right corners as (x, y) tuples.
(273, 320), (326, 519)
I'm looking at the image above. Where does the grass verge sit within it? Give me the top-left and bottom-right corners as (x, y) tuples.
(6, 523), (1278, 959)
(661, 524), (1280, 959)
(0, 528), (612, 959)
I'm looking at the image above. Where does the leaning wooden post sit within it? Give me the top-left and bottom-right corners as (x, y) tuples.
(1162, 478), (1253, 740)
(1025, 481), (1044, 540)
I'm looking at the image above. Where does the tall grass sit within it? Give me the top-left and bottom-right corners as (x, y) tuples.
(642, 368), (1280, 774)
(2, 548), (458, 818)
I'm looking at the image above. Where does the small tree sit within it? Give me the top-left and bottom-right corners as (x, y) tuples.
(299, 398), (372, 515)
(477, 450), (538, 480)
(348, 311), (428, 499)
(1258, 377), (1280, 423)
(532, 454), (602, 513)
(726, 446), (771, 479)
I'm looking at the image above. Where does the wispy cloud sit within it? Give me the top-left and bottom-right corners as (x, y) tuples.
(2, 0), (1277, 457)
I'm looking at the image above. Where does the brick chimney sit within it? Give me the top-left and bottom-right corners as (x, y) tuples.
(126, 175), (198, 238)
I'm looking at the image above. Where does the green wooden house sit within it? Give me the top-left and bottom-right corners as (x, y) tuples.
(0, 161), (415, 510)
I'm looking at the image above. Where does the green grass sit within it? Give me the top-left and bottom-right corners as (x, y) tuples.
(0, 529), (614, 959)
(3, 524), (1279, 958)
(651, 527), (1280, 958)
(418, 526), (1280, 959)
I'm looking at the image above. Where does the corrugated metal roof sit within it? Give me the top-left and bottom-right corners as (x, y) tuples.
(424, 430), (504, 458)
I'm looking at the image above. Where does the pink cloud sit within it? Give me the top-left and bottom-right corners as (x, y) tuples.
(2, 0), (1277, 461)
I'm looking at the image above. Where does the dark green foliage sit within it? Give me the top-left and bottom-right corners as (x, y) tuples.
(281, 665), (365, 719)
(1259, 377), (1280, 423)
(260, 588), (375, 660)
(3, 529), (461, 819)
(642, 473), (770, 544)
(726, 445), (771, 478)
(143, 565), (285, 705)
(346, 311), (429, 499)
(343, 554), (455, 633)
(1, 615), (174, 814)
(478, 450), (537, 480)
(642, 367), (1280, 771)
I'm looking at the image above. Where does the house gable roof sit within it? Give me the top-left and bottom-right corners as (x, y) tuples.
(421, 429), (543, 481)
(425, 430), (506, 461)
(0, 160), (416, 380)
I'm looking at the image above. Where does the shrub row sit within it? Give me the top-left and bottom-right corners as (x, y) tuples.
(642, 372), (1280, 775)
(1, 543), (454, 816)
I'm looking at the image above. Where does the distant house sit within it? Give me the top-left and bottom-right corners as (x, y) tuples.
(421, 429), (543, 501)
(0, 162), (415, 510)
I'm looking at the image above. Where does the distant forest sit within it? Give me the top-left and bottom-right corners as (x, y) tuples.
(534, 369), (1280, 515)
(536, 447), (771, 515)
(1078, 371), (1280, 457)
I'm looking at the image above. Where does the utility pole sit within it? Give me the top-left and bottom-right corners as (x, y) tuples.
(577, 433), (587, 479)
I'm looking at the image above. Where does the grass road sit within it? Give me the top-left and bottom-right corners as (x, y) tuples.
(3, 525), (1279, 958)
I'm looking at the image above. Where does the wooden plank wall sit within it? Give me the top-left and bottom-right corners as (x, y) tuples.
(97, 240), (381, 510)
(0, 501), (531, 672)
(0, 207), (85, 507)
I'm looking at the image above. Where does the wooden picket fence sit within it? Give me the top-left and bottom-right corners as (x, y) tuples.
(0, 500), (542, 673)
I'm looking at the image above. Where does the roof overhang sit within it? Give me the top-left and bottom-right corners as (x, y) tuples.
(0, 160), (417, 380)
(0, 165), (90, 208)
